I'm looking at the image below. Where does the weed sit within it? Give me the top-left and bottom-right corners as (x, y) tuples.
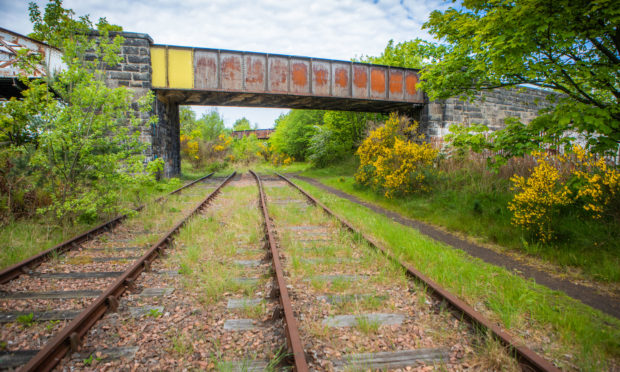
(45, 319), (61, 331)
(355, 315), (380, 334)
(82, 354), (101, 366)
(145, 308), (163, 318)
(169, 331), (194, 356)
(240, 301), (266, 319)
(16, 313), (34, 327)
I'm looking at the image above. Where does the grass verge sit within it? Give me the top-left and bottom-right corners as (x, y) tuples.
(292, 178), (620, 371)
(299, 159), (620, 284)
(0, 175), (198, 271)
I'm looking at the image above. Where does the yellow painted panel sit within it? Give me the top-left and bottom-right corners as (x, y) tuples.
(168, 48), (194, 89)
(150, 47), (167, 88)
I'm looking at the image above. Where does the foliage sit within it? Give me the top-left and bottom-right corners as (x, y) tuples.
(0, 0), (160, 223)
(272, 109), (380, 168)
(230, 134), (263, 164)
(180, 108), (226, 142)
(269, 110), (324, 160)
(445, 118), (576, 168)
(571, 146), (620, 219)
(307, 126), (347, 167)
(508, 155), (572, 242)
(232, 117), (251, 131)
(354, 39), (426, 68)
(355, 113), (438, 198)
(415, 0), (619, 155)
(509, 147), (619, 241)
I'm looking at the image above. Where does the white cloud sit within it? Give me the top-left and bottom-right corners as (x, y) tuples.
(0, 0), (446, 127)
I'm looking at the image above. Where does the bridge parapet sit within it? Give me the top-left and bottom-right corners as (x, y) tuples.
(150, 45), (423, 112)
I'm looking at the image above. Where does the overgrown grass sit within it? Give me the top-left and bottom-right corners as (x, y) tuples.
(300, 158), (620, 283)
(181, 159), (311, 178)
(171, 185), (265, 304)
(291, 178), (620, 371)
(0, 177), (191, 270)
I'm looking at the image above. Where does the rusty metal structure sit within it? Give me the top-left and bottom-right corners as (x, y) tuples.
(151, 45), (424, 113)
(276, 173), (561, 372)
(251, 171), (309, 371)
(231, 128), (275, 140)
(0, 27), (64, 99)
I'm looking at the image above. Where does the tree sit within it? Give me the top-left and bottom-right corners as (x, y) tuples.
(196, 110), (226, 141)
(0, 0), (158, 223)
(233, 117), (251, 131)
(179, 106), (197, 134)
(269, 110), (324, 160)
(416, 0), (619, 154)
(355, 39), (426, 68)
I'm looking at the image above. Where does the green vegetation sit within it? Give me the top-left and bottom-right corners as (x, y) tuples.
(413, 0), (619, 155)
(145, 308), (163, 318)
(172, 185), (265, 304)
(301, 157), (620, 283)
(290, 177), (620, 371)
(16, 313), (34, 327)
(1, 0), (162, 224)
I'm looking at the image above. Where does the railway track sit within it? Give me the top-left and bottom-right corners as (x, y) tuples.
(0, 171), (561, 371)
(0, 173), (233, 371)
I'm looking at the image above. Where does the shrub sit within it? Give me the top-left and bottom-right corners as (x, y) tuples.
(355, 113), (438, 198)
(508, 146), (619, 242)
(508, 154), (572, 242)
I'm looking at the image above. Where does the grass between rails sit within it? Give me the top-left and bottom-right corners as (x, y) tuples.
(291, 178), (620, 371)
(0, 174), (204, 271)
(299, 158), (620, 284)
(265, 180), (520, 370)
(171, 184), (266, 306)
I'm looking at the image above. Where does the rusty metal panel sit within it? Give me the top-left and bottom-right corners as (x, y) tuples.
(404, 71), (420, 101)
(268, 56), (288, 93)
(370, 66), (387, 99)
(290, 58), (310, 94)
(220, 52), (243, 91)
(194, 49), (218, 89)
(311, 60), (330, 96)
(0, 27), (64, 79)
(388, 68), (404, 100)
(352, 64), (369, 99)
(244, 54), (266, 92)
(331, 62), (350, 97)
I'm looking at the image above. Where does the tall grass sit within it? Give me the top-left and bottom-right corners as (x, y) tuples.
(301, 154), (620, 283)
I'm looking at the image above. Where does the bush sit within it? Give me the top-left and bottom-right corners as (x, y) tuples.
(355, 113), (438, 198)
(508, 146), (619, 242)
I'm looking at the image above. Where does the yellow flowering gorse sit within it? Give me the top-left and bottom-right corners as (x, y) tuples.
(508, 145), (619, 242)
(355, 113), (437, 198)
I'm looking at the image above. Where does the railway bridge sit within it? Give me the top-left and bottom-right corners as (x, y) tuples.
(1, 28), (550, 177)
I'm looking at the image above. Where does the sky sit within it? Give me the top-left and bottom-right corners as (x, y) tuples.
(1, 0), (447, 128)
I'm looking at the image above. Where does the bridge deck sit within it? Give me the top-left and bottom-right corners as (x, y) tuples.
(151, 45), (423, 112)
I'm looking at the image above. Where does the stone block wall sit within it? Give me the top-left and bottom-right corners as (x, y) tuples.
(93, 31), (180, 177)
(421, 87), (554, 138)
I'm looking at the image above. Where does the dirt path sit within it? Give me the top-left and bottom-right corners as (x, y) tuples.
(291, 175), (620, 319)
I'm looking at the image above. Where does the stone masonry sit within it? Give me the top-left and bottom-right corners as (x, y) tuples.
(94, 31), (180, 177)
(420, 87), (554, 138)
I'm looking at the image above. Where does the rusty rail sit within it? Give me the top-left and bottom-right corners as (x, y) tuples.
(249, 171), (309, 372)
(0, 173), (214, 284)
(21, 172), (236, 372)
(276, 173), (561, 372)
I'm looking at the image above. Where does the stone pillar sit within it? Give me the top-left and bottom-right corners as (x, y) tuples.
(95, 31), (180, 177)
(153, 96), (181, 177)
